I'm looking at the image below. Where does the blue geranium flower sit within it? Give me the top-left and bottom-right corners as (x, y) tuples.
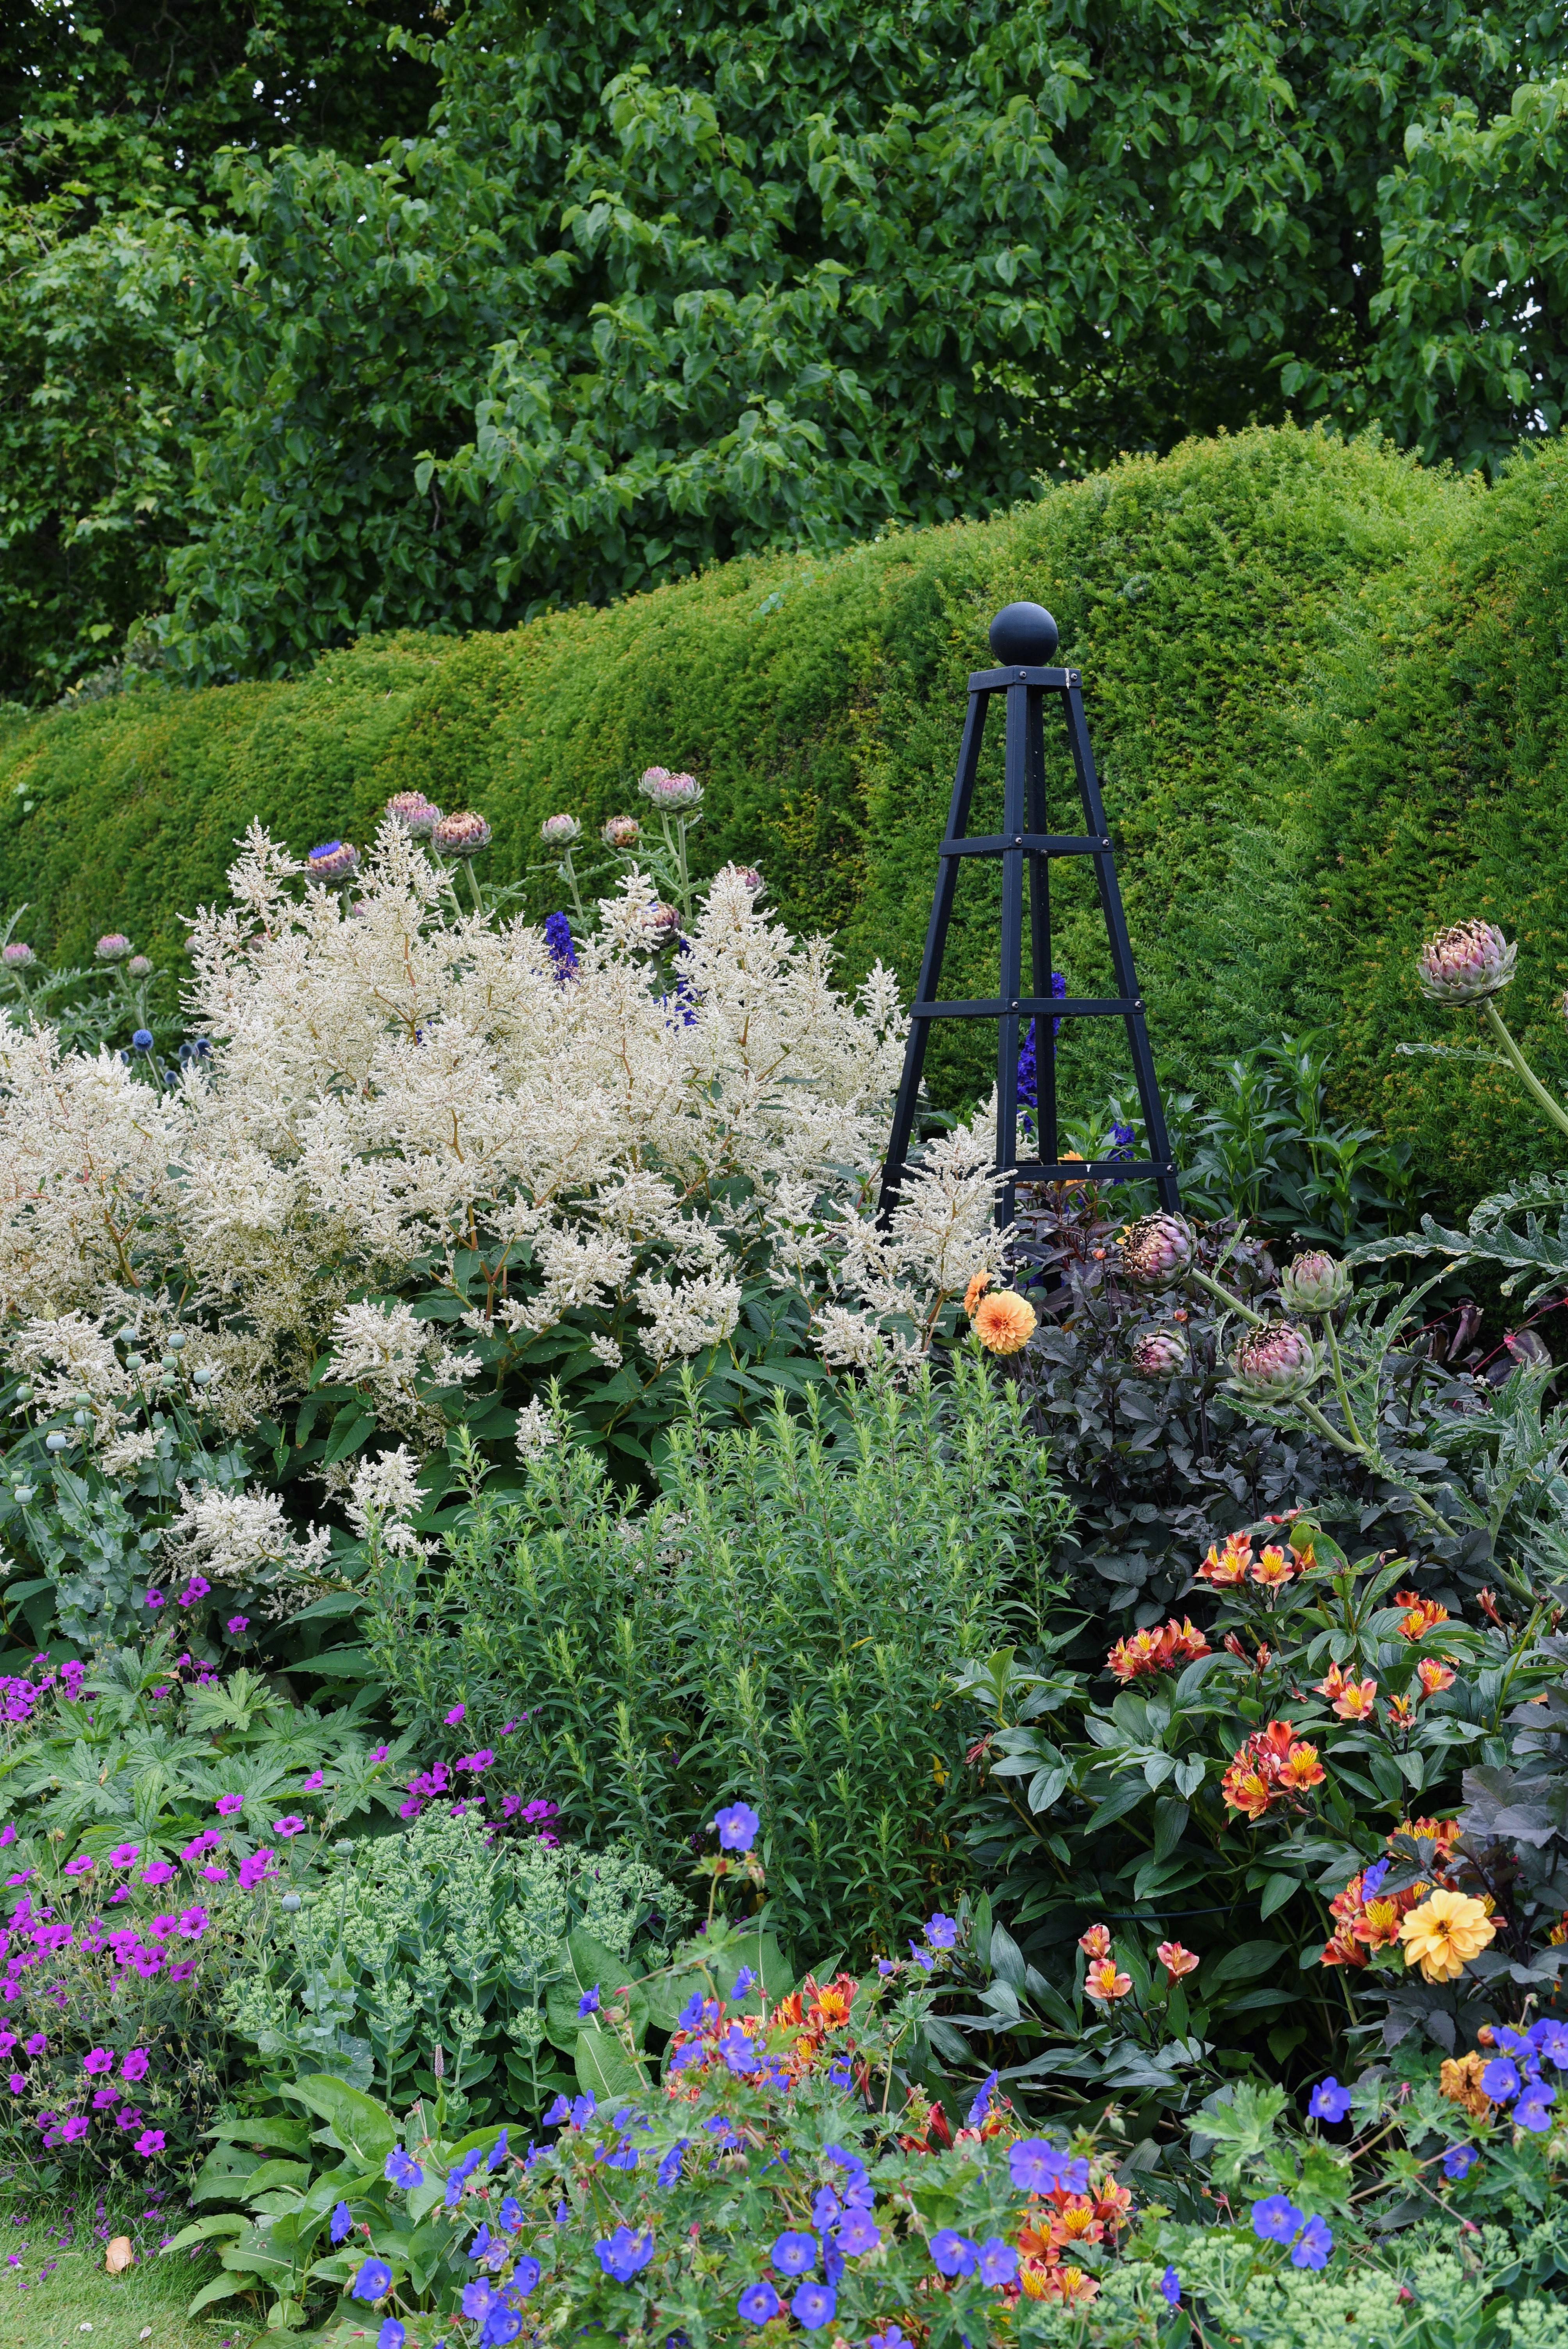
(577, 1986), (601, 2017)
(1291, 2215), (1334, 2270)
(925, 1912), (959, 1950)
(352, 2258), (394, 2303)
(608, 2137), (639, 2171)
(378, 2322), (404, 2349)
(1159, 2267), (1181, 2306)
(930, 2230), (978, 2278)
(811, 2188), (841, 2231)
(1010, 2138), (1089, 2196)
(837, 2210), (882, 2257)
(825, 2145), (868, 2189)
(467, 2225), (493, 2261)
(1481, 2058), (1521, 2103)
(968, 2070), (1000, 2128)
(570, 2094), (597, 2130)
(330, 2201), (351, 2245)
(656, 2140), (689, 2189)
(737, 2281), (780, 2324)
(1518, 2085), (1557, 2133)
(384, 2146), (423, 2189)
(1443, 2145), (1479, 2180)
(1252, 2195), (1304, 2244)
(595, 2225), (655, 2283)
(978, 2238), (1017, 2286)
(542, 2094), (571, 2126)
(714, 1801), (759, 1852)
(461, 2283), (494, 2322)
(771, 2231), (817, 2277)
(511, 2257), (541, 2298)
(791, 2281), (837, 2332)
(498, 2196), (523, 2230)
(732, 1966), (757, 1998)
(678, 1991), (709, 2029)
(488, 2127), (508, 2170)
(1308, 2077), (1352, 2123)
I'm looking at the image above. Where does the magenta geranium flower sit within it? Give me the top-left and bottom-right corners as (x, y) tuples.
(444, 1704), (466, 1725)
(274, 1816), (306, 1839)
(144, 1590), (165, 1609)
(214, 1795), (243, 1818)
(133, 2128), (165, 2157)
(82, 2049), (113, 2076)
(176, 1906), (209, 1938)
(139, 1860), (175, 1887)
(226, 1615), (248, 1634)
(107, 1844), (140, 1867)
(120, 2049), (149, 2082)
(63, 1855), (93, 1876)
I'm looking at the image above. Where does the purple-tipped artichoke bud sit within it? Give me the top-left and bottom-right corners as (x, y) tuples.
(1119, 1214), (1195, 1287)
(730, 864), (764, 894)
(540, 812), (581, 845)
(127, 955), (153, 979)
(638, 766), (703, 811)
(601, 814), (641, 848)
(385, 791), (443, 837)
(1417, 920), (1516, 1003)
(1129, 1327), (1188, 1378)
(307, 840), (361, 885)
(433, 811), (493, 859)
(642, 900), (681, 939)
(2, 943), (35, 968)
(1279, 1249), (1351, 1317)
(1228, 1321), (1321, 1405)
(95, 934), (132, 962)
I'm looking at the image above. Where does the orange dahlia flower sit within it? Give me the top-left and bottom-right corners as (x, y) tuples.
(972, 1290), (1037, 1355)
(963, 1269), (993, 1318)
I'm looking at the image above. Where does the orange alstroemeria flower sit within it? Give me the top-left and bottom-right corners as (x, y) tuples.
(1257, 1719), (1298, 1766)
(1156, 1939), (1199, 1980)
(1051, 2206), (1104, 2246)
(1078, 1923), (1112, 1959)
(1279, 1741), (1326, 1791)
(1093, 2182), (1134, 2228)
(1251, 1544), (1295, 1591)
(1221, 1764), (1274, 1820)
(1046, 2268), (1100, 2306)
(1352, 1897), (1404, 1952)
(1083, 1958), (1133, 2003)
(1331, 1678), (1379, 1721)
(1416, 1658), (1457, 1697)
(1319, 1923), (1370, 1967)
(1197, 1532), (1253, 1587)
(1386, 1695), (1416, 1729)
(1395, 1592), (1450, 1640)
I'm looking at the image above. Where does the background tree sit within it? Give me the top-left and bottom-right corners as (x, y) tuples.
(3, 0), (1567, 701)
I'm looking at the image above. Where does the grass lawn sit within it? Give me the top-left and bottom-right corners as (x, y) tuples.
(0, 2185), (257, 2349)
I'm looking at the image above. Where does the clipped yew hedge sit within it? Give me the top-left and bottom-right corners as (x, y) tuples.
(4, 422), (1568, 1203)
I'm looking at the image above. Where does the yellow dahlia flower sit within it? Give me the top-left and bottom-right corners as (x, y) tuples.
(1398, 1889), (1495, 1983)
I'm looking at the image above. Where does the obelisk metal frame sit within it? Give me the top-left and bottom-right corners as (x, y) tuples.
(878, 629), (1181, 1230)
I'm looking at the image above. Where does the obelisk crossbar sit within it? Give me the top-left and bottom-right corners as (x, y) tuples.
(878, 601), (1181, 1231)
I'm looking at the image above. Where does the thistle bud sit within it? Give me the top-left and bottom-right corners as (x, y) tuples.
(307, 841), (361, 885)
(434, 811), (493, 859)
(540, 812), (581, 845)
(127, 956), (153, 979)
(1119, 1214), (1195, 1287)
(2, 943), (35, 968)
(638, 766), (703, 811)
(1228, 1321), (1321, 1405)
(601, 814), (641, 848)
(1279, 1250), (1351, 1316)
(94, 934), (132, 962)
(1129, 1327), (1188, 1378)
(1417, 920), (1516, 1003)
(641, 901), (681, 942)
(385, 792), (443, 837)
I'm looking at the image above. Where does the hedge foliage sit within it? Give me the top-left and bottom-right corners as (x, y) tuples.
(4, 422), (1568, 1203)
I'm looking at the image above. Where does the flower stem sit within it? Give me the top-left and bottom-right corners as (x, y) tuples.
(1186, 1265), (1266, 1326)
(1482, 999), (1568, 1141)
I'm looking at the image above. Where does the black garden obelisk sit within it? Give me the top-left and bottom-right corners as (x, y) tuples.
(878, 601), (1180, 1230)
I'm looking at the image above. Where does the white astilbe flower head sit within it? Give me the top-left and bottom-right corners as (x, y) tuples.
(515, 1398), (558, 1458)
(0, 823), (994, 1426)
(346, 1445), (429, 1556)
(100, 1427), (159, 1476)
(633, 1271), (742, 1367)
(164, 1483), (330, 1588)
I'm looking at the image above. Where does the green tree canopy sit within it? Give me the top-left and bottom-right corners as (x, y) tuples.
(4, 0), (1568, 701)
